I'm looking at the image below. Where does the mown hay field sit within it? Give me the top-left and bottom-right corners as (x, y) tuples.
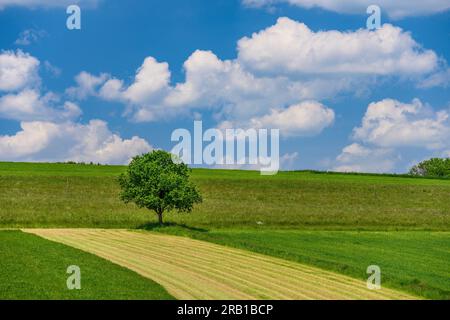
(25, 229), (417, 300)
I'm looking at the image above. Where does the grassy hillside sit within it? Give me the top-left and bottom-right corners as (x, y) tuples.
(2, 162), (450, 299)
(1, 162), (449, 230)
(0, 230), (174, 300)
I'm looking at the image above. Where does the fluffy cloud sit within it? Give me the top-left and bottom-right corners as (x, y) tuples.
(0, 50), (39, 92)
(0, 0), (100, 9)
(242, 0), (450, 19)
(164, 50), (308, 119)
(88, 50), (306, 122)
(68, 57), (172, 122)
(98, 57), (171, 105)
(123, 57), (171, 104)
(332, 98), (450, 173)
(87, 50), (339, 134)
(0, 89), (81, 121)
(0, 51), (83, 122)
(247, 101), (334, 137)
(353, 99), (450, 149)
(238, 18), (438, 76)
(164, 50), (350, 118)
(71, 18), (445, 127)
(333, 143), (398, 173)
(0, 121), (57, 158)
(0, 49), (151, 165)
(0, 120), (152, 164)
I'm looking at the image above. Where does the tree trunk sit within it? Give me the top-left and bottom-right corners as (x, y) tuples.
(157, 212), (163, 226)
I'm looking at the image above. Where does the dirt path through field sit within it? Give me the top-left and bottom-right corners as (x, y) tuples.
(24, 229), (417, 300)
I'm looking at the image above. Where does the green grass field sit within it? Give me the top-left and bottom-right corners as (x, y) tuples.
(1, 162), (449, 299)
(1, 162), (449, 230)
(0, 230), (174, 300)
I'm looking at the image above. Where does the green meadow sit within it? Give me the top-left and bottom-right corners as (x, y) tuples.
(1, 162), (449, 230)
(0, 230), (173, 300)
(1, 162), (449, 299)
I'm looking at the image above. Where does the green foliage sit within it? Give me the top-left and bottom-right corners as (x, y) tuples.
(410, 158), (450, 178)
(118, 150), (202, 224)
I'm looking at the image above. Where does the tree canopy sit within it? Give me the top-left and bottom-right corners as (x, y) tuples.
(119, 150), (202, 225)
(409, 158), (450, 178)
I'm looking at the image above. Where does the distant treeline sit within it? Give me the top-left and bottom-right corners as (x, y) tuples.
(56, 161), (104, 166)
(53, 157), (450, 180)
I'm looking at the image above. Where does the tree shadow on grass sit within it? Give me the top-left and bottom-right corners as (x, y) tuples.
(136, 222), (208, 233)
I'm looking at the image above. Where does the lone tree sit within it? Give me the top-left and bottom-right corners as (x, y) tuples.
(409, 158), (450, 178)
(119, 150), (202, 225)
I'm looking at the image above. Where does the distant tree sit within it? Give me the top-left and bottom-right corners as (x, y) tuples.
(409, 158), (450, 178)
(118, 150), (202, 225)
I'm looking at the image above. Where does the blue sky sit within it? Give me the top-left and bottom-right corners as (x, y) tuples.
(0, 0), (449, 172)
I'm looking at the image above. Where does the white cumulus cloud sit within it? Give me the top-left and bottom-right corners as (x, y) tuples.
(0, 50), (152, 165)
(0, 50), (40, 92)
(332, 98), (450, 173)
(353, 98), (450, 149)
(0, 120), (152, 164)
(0, 51), (84, 122)
(0, 89), (82, 121)
(71, 18), (445, 125)
(164, 50), (308, 119)
(238, 18), (438, 76)
(247, 101), (335, 137)
(333, 143), (398, 173)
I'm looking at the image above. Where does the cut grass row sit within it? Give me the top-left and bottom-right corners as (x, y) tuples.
(25, 229), (417, 300)
(1, 162), (450, 230)
(152, 227), (450, 300)
(0, 230), (173, 300)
